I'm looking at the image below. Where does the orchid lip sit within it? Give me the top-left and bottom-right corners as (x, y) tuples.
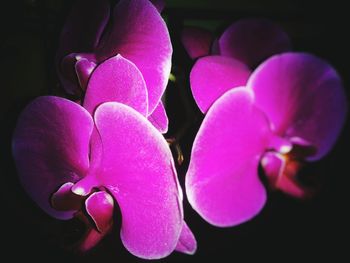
(51, 181), (115, 251)
(261, 138), (317, 199)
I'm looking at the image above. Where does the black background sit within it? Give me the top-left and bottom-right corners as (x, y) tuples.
(1, 0), (349, 262)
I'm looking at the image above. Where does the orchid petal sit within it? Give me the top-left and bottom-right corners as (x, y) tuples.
(75, 57), (96, 91)
(186, 88), (271, 227)
(51, 182), (83, 212)
(59, 53), (80, 94)
(56, 0), (109, 59)
(218, 18), (291, 68)
(77, 191), (114, 251)
(85, 191), (114, 233)
(190, 55), (251, 113)
(56, 0), (110, 93)
(12, 96), (93, 219)
(148, 101), (168, 133)
(248, 52), (347, 160)
(181, 27), (214, 59)
(94, 102), (183, 259)
(175, 221), (197, 255)
(83, 55), (148, 116)
(96, 0), (172, 113)
(261, 152), (311, 199)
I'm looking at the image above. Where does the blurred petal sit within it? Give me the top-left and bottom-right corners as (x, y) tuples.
(175, 221), (197, 255)
(59, 53), (80, 94)
(57, 0), (109, 59)
(96, 0), (172, 113)
(94, 102), (183, 259)
(186, 88), (271, 227)
(12, 96), (93, 219)
(248, 52), (348, 160)
(219, 18), (291, 68)
(181, 27), (214, 59)
(83, 55), (148, 116)
(148, 101), (168, 133)
(150, 0), (165, 12)
(190, 56), (251, 113)
(56, 0), (110, 93)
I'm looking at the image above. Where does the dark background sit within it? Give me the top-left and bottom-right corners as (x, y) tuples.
(1, 0), (349, 262)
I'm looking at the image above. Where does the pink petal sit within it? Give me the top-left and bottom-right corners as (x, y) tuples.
(147, 101), (168, 133)
(190, 55), (251, 113)
(78, 191), (114, 252)
(181, 27), (214, 59)
(93, 102), (183, 259)
(75, 57), (96, 91)
(56, 0), (110, 93)
(83, 55), (148, 116)
(51, 182), (84, 212)
(186, 88), (271, 227)
(218, 18), (291, 68)
(12, 96), (93, 219)
(247, 52), (348, 160)
(96, 0), (172, 113)
(175, 221), (197, 255)
(261, 152), (311, 199)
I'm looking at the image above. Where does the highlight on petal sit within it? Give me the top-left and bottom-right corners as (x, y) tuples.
(186, 88), (271, 227)
(148, 101), (168, 133)
(12, 96), (94, 219)
(190, 55), (251, 113)
(94, 102), (183, 259)
(218, 18), (291, 68)
(83, 54), (148, 116)
(247, 52), (348, 160)
(96, 0), (172, 113)
(175, 221), (197, 255)
(181, 27), (214, 59)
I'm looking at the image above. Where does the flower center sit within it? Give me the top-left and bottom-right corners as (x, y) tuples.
(261, 136), (317, 198)
(50, 181), (114, 251)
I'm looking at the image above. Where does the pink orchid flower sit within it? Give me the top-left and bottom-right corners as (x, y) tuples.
(13, 54), (196, 259)
(56, 0), (170, 133)
(185, 52), (347, 227)
(183, 18), (292, 114)
(182, 18), (291, 68)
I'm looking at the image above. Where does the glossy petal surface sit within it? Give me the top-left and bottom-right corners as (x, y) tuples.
(190, 56), (251, 113)
(12, 96), (93, 219)
(218, 18), (291, 68)
(186, 88), (270, 226)
(248, 52), (347, 160)
(83, 55), (148, 116)
(97, 0), (172, 113)
(94, 102), (182, 259)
